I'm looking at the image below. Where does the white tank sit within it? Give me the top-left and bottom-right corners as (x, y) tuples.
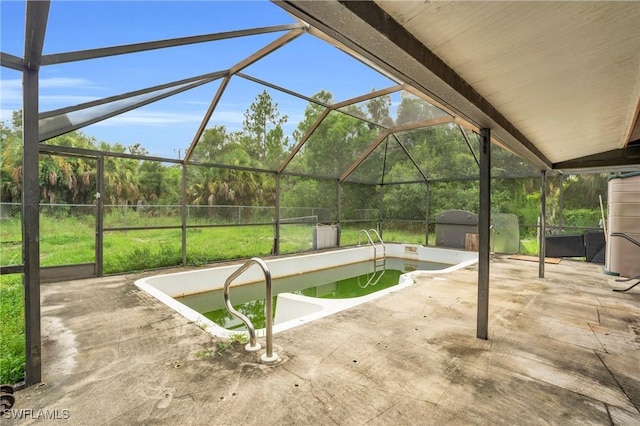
(606, 172), (640, 278)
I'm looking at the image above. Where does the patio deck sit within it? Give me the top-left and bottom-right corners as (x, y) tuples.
(8, 256), (640, 425)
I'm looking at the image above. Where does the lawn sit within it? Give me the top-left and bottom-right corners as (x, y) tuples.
(0, 274), (25, 384)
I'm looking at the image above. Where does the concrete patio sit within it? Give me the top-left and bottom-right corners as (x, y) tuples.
(8, 256), (640, 425)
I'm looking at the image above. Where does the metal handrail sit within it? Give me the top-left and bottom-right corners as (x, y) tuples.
(358, 229), (375, 247)
(358, 229), (378, 263)
(611, 232), (640, 248)
(368, 228), (384, 245)
(223, 257), (278, 363)
(358, 229), (386, 268)
(369, 228), (386, 263)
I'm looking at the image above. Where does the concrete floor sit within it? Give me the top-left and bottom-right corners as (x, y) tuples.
(9, 256), (640, 425)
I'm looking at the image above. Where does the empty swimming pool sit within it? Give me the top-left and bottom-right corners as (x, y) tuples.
(135, 244), (477, 338)
(177, 258), (446, 330)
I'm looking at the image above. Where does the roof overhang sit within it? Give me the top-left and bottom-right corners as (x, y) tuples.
(276, 0), (640, 174)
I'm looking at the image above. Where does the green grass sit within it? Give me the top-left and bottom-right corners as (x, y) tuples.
(519, 238), (539, 255)
(0, 274), (25, 384)
(1, 216), (94, 267)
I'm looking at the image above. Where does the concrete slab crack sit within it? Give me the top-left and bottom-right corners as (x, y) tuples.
(594, 351), (640, 414)
(604, 403), (614, 426)
(587, 322), (609, 354)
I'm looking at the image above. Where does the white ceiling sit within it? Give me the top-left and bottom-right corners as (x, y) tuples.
(278, 0), (640, 172)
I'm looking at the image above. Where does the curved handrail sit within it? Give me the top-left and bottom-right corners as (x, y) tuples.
(223, 257), (277, 362)
(358, 229), (386, 268)
(369, 228), (386, 259)
(611, 232), (640, 248)
(358, 229), (375, 246)
(368, 228), (385, 246)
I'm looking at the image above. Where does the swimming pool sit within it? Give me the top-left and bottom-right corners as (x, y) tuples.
(134, 244), (477, 338)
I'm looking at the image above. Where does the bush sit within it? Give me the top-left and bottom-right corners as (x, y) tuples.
(563, 209), (601, 228)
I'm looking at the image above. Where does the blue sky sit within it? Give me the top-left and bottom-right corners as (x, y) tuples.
(0, 1), (397, 159)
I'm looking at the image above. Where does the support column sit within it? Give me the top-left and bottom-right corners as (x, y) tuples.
(337, 181), (342, 247)
(558, 174), (564, 234)
(378, 184), (384, 237)
(477, 128), (491, 340)
(96, 156), (104, 276)
(274, 173), (281, 255)
(425, 181), (430, 246)
(22, 0), (50, 386)
(181, 164), (187, 265)
(539, 171), (547, 278)
(23, 67), (42, 385)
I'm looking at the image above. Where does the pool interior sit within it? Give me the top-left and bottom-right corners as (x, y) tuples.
(176, 258), (451, 330)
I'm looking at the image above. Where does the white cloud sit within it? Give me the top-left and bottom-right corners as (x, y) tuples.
(181, 100), (212, 106)
(0, 78), (22, 105)
(1, 76), (102, 113)
(93, 110), (206, 126)
(0, 108), (18, 124)
(210, 110), (245, 127)
(40, 94), (99, 107)
(88, 108), (249, 131)
(40, 77), (96, 89)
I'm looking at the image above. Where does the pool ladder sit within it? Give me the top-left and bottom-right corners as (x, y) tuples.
(358, 228), (386, 268)
(223, 257), (278, 364)
(357, 229), (386, 288)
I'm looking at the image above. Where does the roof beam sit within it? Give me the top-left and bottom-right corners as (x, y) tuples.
(229, 28), (304, 74)
(184, 28), (304, 163)
(553, 146), (640, 171)
(24, 0), (50, 69)
(237, 72), (331, 108)
(39, 77), (217, 142)
(390, 134), (429, 183)
(332, 85), (402, 109)
(340, 130), (390, 182)
(41, 23), (304, 65)
(278, 108), (330, 173)
(184, 75), (232, 163)
(40, 70), (226, 119)
(1, 52), (24, 71)
(389, 115), (454, 134)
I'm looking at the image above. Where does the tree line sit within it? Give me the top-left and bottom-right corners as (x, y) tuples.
(0, 90), (608, 228)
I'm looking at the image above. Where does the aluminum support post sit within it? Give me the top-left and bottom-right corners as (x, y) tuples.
(425, 181), (430, 246)
(337, 182), (342, 247)
(477, 128), (491, 340)
(96, 156), (104, 276)
(274, 174), (281, 255)
(181, 164), (187, 265)
(23, 68), (42, 385)
(539, 171), (547, 278)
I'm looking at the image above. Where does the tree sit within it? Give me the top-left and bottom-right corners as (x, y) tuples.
(292, 90), (332, 143)
(139, 161), (180, 204)
(192, 125), (231, 163)
(396, 92), (441, 125)
(563, 174), (609, 209)
(289, 91), (378, 178)
(1, 116), (99, 205)
(241, 90), (289, 168)
(365, 91), (393, 128)
(0, 115), (23, 203)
